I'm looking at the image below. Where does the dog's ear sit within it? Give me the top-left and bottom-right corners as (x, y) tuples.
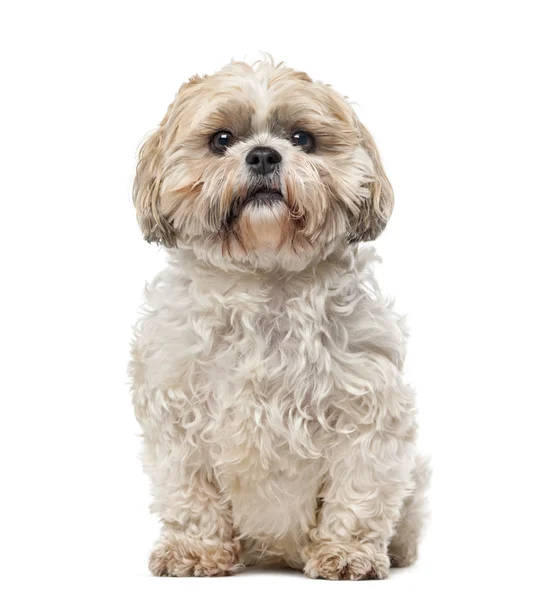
(349, 121), (394, 243)
(133, 113), (177, 246)
(133, 76), (207, 246)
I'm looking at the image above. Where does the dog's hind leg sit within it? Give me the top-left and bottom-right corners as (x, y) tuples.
(388, 454), (431, 568)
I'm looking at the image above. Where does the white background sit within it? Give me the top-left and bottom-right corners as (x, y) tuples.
(1, 1), (536, 598)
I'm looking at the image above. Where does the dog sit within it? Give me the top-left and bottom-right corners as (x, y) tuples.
(130, 57), (429, 580)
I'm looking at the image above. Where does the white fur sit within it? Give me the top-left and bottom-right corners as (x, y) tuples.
(130, 241), (428, 576)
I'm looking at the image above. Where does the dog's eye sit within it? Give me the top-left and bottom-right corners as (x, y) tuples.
(291, 131), (314, 152)
(210, 131), (234, 154)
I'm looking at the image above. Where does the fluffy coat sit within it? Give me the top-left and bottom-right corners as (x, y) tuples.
(130, 58), (428, 580)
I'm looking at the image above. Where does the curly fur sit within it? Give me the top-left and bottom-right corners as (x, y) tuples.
(130, 57), (429, 580)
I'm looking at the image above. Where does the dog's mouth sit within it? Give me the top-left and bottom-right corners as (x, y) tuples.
(224, 183), (285, 230)
(244, 186), (284, 206)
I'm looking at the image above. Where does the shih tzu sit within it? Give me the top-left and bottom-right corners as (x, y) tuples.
(130, 57), (428, 580)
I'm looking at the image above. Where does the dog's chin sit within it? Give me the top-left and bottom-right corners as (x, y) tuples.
(240, 195), (288, 249)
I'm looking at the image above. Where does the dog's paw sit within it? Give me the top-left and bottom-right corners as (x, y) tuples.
(149, 536), (241, 577)
(304, 542), (389, 581)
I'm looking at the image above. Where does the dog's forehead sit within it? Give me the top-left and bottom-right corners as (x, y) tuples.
(209, 65), (314, 130)
(177, 62), (356, 143)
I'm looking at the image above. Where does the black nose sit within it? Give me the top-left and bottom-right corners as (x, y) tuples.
(245, 146), (282, 175)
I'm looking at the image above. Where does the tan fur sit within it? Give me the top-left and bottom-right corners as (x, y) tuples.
(133, 58), (393, 264)
(149, 533), (241, 577)
(351, 121), (394, 242)
(304, 541), (390, 580)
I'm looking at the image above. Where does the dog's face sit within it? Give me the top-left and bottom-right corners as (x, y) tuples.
(134, 60), (393, 270)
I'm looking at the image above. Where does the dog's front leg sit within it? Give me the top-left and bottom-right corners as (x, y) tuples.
(145, 453), (240, 577)
(304, 432), (413, 580)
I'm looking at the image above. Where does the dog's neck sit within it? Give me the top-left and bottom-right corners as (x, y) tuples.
(169, 234), (359, 276)
(164, 240), (373, 300)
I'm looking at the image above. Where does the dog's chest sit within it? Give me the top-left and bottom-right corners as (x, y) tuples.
(195, 305), (328, 543)
(206, 301), (329, 425)
(194, 292), (330, 461)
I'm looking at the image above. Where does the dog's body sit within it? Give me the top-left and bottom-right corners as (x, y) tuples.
(130, 58), (428, 580)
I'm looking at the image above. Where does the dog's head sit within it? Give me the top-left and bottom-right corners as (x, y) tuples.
(134, 58), (393, 270)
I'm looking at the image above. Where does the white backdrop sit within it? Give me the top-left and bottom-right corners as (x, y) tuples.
(1, 1), (536, 598)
